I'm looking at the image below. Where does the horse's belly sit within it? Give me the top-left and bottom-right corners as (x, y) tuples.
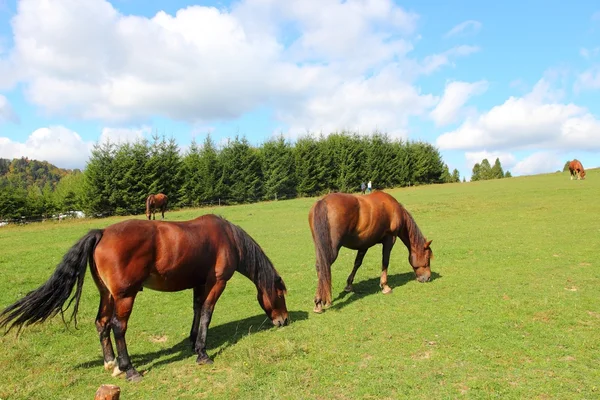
(142, 272), (204, 292)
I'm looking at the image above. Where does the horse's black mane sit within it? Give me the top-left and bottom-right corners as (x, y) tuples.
(225, 217), (285, 297)
(399, 205), (427, 249)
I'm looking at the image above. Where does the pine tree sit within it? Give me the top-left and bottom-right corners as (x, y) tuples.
(179, 140), (203, 207)
(83, 140), (115, 215)
(261, 135), (296, 200)
(471, 163), (481, 181)
(451, 169), (460, 183)
(480, 159), (492, 180)
(294, 135), (320, 197)
(491, 158), (504, 179)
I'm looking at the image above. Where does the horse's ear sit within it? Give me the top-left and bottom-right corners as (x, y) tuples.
(424, 240), (432, 249)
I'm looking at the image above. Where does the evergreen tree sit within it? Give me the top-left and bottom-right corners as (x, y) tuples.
(294, 135), (320, 197)
(441, 164), (452, 183)
(327, 132), (365, 193)
(491, 158), (504, 179)
(479, 159), (492, 180)
(471, 163), (481, 181)
(505, 171), (512, 178)
(83, 140), (115, 215)
(198, 134), (221, 204)
(219, 136), (263, 204)
(179, 140), (203, 207)
(451, 168), (460, 183)
(261, 135), (296, 200)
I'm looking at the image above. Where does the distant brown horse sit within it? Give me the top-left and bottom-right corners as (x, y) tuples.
(568, 159), (586, 180)
(308, 191), (433, 313)
(0, 215), (288, 382)
(146, 193), (168, 220)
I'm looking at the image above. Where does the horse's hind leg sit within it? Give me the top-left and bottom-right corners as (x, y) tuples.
(96, 291), (116, 371)
(344, 249), (368, 292)
(111, 294), (143, 382)
(380, 236), (395, 294)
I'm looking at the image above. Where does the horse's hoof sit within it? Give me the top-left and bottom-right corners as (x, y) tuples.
(323, 302), (332, 309)
(196, 355), (214, 365)
(104, 360), (116, 371)
(126, 370), (143, 382)
(381, 285), (393, 294)
(112, 365), (124, 377)
(344, 285), (353, 292)
(313, 304), (323, 314)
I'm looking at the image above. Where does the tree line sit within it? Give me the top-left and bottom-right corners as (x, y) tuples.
(1, 131), (458, 220)
(471, 158), (512, 181)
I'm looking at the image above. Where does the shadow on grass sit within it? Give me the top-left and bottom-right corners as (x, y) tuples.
(74, 310), (308, 373)
(331, 271), (443, 311)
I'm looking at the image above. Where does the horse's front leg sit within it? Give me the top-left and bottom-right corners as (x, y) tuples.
(111, 294), (143, 382)
(195, 280), (227, 364)
(380, 236), (396, 294)
(344, 249), (368, 292)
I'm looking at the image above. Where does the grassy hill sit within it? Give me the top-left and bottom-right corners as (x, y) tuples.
(0, 169), (598, 399)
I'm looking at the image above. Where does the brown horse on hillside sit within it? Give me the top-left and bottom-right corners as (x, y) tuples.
(308, 191), (433, 313)
(146, 193), (168, 220)
(0, 215), (288, 382)
(568, 159), (586, 180)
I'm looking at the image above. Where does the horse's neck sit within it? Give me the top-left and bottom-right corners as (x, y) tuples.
(397, 210), (419, 253)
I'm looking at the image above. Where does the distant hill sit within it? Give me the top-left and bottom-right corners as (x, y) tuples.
(0, 157), (79, 190)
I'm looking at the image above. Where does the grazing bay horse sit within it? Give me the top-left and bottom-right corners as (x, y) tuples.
(568, 159), (586, 180)
(0, 215), (288, 382)
(308, 191), (433, 313)
(146, 193), (168, 220)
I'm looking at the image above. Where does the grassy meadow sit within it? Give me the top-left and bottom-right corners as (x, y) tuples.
(0, 169), (599, 399)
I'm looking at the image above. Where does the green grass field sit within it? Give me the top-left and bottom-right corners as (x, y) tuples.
(1, 170), (599, 399)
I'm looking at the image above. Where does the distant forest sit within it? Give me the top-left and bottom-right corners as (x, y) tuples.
(0, 131), (461, 221)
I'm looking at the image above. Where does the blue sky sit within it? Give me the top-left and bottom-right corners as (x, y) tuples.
(0, 0), (599, 179)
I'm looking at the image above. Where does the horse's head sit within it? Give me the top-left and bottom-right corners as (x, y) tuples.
(580, 170), (586, 179)
(409, 239), (433, 283)
(257, 275), (289, 327)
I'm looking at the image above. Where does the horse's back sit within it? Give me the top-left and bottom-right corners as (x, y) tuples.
(310, 191), (401, 249)
(94, 216), (236, 292)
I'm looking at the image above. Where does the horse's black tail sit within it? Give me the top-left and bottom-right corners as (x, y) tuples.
(311, 199), (334, 304)
(0, 229), (103, 334)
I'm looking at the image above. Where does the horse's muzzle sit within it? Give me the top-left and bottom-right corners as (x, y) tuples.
(417, 275), (431, 283)
(272, 316), (289, 327)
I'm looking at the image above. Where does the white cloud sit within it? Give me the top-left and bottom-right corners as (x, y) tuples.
(279, 64), (438, 137)
(418, 45), (480, 75)
(580, 47), (600, 59)
(511, 152), (562, 176)
(574, 66), (600, 92)
(437, 78), (600, 151)
(0, 95), (19, 123)
(0, 0), (477, 137)
(465, 151), (516, 171)
(444, 20), (482, 38)
(430, 80), (488, 126)
(0, 126), (93, 169)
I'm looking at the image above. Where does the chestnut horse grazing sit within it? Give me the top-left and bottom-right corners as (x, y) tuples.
(146, 193), (168, 220)
(568, 159), (586, 180)
(309, 191), (433, 313)
(0, 215), (288, 382)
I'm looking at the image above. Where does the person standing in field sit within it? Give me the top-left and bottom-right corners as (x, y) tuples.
(367, 180), (372, 193)
(360, 182), (366, 194)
